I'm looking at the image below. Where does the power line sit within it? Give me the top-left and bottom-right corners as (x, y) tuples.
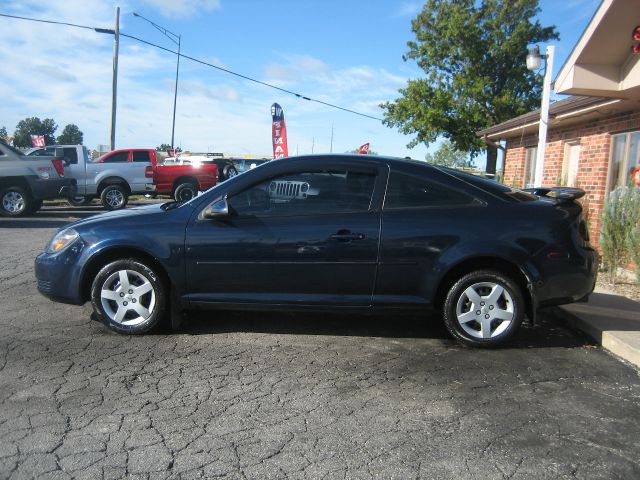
(0, 12), (383, 122)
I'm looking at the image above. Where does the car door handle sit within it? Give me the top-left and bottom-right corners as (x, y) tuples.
(330, 231), (366, 242)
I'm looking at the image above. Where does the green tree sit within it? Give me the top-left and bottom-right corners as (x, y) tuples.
(156, 144), (182, 153)
(425, 140), (471, 168)
(381, 0), (558, 174)
(57, 124), (83, 145)
(13, 117), (58, 147)
(0, 126), (7, 141)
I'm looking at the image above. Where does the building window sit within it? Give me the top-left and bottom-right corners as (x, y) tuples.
(609, 131), (640, 190)
(563, 141), (581, 187)
(523, 147), (537, 188)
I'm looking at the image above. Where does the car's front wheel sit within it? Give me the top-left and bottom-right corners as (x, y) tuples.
(443, 270), (524, 348)
(91, 259), (166, 334)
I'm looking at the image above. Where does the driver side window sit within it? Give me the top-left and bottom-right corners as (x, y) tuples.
(228, 169), (376, 217)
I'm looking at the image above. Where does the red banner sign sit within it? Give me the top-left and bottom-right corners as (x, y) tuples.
(271, 103), (289, 159)
(358, 143), (370, 154)
(31, 135), (46, 148)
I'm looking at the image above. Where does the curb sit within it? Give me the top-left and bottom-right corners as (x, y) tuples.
(552, 305), (640, 369)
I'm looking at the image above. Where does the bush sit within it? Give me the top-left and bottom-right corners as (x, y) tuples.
(628, 207), (640, 283)
(600, 187), (640, 283)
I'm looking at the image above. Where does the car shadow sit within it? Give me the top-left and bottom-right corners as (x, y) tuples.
(154, 308), (591, 349)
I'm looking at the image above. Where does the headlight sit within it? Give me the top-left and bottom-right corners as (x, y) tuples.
(45, 228), (79, 254)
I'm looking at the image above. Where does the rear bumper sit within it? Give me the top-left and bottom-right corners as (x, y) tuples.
(536, 247), (598, 308)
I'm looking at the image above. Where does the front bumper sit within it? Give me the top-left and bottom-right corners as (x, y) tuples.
(34, 241), (86, 305)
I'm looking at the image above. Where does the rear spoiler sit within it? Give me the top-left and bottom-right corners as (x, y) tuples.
(523, 187), (585, 203)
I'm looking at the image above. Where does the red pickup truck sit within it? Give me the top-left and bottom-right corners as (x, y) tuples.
(98, 149), (218, 202)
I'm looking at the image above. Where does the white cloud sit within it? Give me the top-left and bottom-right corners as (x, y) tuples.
(394, 2), (422, 17)
(0, 0), (432, 160)
(138, 0), (220, 18)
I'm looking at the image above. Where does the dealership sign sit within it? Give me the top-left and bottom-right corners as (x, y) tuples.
(31, 135), (46, 148)
(271, 103), (289, 159)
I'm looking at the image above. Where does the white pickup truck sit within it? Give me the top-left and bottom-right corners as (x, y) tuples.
(28, 146), (156, 210)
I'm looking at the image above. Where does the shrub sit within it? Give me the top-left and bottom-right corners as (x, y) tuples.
(600, 187), (640, 283)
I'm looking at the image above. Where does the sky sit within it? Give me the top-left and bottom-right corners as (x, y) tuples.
(0, 0), (601, 164)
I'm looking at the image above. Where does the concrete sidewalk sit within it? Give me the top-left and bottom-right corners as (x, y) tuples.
(554, 287), (640, 368)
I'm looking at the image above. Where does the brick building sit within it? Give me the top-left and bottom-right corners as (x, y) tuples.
(478, 0), (640, 247)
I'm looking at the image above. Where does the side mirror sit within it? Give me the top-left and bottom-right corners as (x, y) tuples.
(202, 195), (229, 219)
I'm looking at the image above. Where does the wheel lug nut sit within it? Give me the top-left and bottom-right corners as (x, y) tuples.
(132, 298), (136, 303)
(119, 292), (125, 297)
(489, 305), (494, 310)
(476, 310), (481, 315)
(123, 301), (128, 306)
(128, 289), (133, 294)
(480, 302), (485, 306)
(485, 314), (490, 319)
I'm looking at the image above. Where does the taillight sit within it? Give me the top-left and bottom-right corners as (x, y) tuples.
(51, 159), (65, 177)
(145, 166), (154, 178)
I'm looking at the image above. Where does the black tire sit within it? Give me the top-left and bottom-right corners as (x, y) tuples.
(100, 185), (128, 211)
(68, 195), (94, 207)
(222, 165), (238, 181)
(173, 182), (198, 202)
(91, 259), (166, 334)
(0, 186), (34, 217)
(443, 270), (524, 348)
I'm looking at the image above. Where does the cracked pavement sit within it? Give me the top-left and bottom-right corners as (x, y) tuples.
(1, 205), (639, 479)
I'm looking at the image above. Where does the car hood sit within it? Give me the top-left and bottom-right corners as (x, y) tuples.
(66, 203), (171, 231)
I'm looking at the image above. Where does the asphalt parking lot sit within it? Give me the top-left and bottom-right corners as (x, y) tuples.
(1, 203), (639, 479)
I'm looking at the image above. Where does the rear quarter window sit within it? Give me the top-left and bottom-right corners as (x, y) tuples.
(384, 172), (476, 209)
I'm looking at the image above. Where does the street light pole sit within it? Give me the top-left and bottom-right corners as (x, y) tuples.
(133, 12), (181, 149)
(110, 6), (120, 151)
(527, 45), (554, 188)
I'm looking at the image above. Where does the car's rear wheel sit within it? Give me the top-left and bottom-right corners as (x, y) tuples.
(91, 259), (166, 334)
(173, 182), (198, 202)
(68, 195), (94, 206)
(222, 165), (238, 180)
(101, 185), (128, 210)
(443, 270), (524, 348)
(0, 186), (33, 217)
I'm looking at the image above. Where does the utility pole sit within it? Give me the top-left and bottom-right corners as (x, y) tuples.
(330, 122), (334, 153)
(109, 6), (120, 151)
(311, 137), (315, 154)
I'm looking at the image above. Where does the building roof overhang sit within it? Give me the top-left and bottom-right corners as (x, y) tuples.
(477, 95), (638, 140)
(554, 0), (640, 100)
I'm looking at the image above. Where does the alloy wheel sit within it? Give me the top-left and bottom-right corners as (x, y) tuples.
(105, 189), (124, 208)
(455, 281), (515, 339)
(2, 191), (25, 214)
(99, 269), (156, 326)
